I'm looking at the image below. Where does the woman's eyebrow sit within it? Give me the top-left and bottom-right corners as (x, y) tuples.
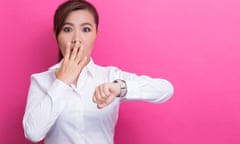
(80, 22), (93, 27)
(63, 22), (74, 26)
(63, 22), (93, 27)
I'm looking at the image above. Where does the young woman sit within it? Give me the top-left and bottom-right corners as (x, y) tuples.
(23, 0), (174, 144)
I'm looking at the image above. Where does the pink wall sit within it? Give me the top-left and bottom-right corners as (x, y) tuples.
(1, 0), (240, 144)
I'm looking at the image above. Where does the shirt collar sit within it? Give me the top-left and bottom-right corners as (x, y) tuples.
(83, 58), (95, 77)
(49, 58), (96, 78)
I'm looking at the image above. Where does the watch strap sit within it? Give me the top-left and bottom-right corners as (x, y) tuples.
(113, 79), (127, 97)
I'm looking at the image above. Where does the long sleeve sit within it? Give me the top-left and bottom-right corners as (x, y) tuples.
(124, 76), (173, 103)
(23, 74), (72, 142)
(110, 68), (174, 103)
(22, 61), (174, 144)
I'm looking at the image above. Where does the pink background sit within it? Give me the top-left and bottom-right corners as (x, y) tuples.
(1, 0), (240, 144)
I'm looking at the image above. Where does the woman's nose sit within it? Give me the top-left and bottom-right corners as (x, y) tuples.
(72, 31), (82, 44)
(72, 40), (81, 44)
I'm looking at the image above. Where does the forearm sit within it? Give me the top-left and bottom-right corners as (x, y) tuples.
(23, 79), (71, 142)
(123, 76), (174, 103)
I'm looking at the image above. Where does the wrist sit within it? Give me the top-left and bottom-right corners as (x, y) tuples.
(56, 77), (70, 85)
(113, 79), (127, 97)
(55, 71), (71, 85)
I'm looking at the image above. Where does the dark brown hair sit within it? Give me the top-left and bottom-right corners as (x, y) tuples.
(54, 0), (99, 61)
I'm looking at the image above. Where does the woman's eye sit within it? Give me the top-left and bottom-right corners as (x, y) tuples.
(83, 27), (91, 32)
(63, 27), (72, 32)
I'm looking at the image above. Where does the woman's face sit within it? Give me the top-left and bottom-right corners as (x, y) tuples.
(57, 9), (97, 59)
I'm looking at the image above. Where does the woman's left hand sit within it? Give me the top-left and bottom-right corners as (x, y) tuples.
(93, 83), (120, 109)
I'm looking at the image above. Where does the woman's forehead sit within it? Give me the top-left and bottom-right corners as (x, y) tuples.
(65, 10), (95, 23)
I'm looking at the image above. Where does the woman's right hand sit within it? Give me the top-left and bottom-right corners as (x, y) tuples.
(55, 42), (89, 85)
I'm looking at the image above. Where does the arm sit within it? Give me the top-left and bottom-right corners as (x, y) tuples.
(122, 75), (174, 103)
(92, 68), (174, 109)
(23, 42), (89, 142)
(23, 76), (71, 142)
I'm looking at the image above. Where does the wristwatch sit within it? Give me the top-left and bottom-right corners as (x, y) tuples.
(113, 79), (127, 97)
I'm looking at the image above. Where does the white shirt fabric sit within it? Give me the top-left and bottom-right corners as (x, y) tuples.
(23, 59), (174, 144)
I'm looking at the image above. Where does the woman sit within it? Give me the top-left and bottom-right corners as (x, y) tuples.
(23, 0), (174, 144)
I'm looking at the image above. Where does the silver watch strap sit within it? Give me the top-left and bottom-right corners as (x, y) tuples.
(113, 79), (127, 97)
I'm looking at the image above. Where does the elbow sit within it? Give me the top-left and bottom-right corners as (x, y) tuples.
(24, 127), (44, 143)
(165, 80), (174, 101)
(155, 79), (174, 103)
(23, 120), (44, 143)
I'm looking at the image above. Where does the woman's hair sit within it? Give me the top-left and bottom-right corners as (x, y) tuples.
(54, 0), (99, 61)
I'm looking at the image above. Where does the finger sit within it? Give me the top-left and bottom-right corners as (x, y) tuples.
(99, 85), (108, 100)
(70, 43), (79, 61)
(92, 90), (97, 103)
(98, 94), (116, 109)
(75, 44), (84, 63)
(97, 101), (108, 109)
(64, 42), (71, 60)
(97, 103), (106, 109)
(94, 88), (105, 104)
(103, 84), (111, 97)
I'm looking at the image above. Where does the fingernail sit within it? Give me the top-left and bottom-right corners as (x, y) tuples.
(97, 105), (102, 109)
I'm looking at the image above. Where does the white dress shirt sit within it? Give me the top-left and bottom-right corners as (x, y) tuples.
(23, 59), (174, 144)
